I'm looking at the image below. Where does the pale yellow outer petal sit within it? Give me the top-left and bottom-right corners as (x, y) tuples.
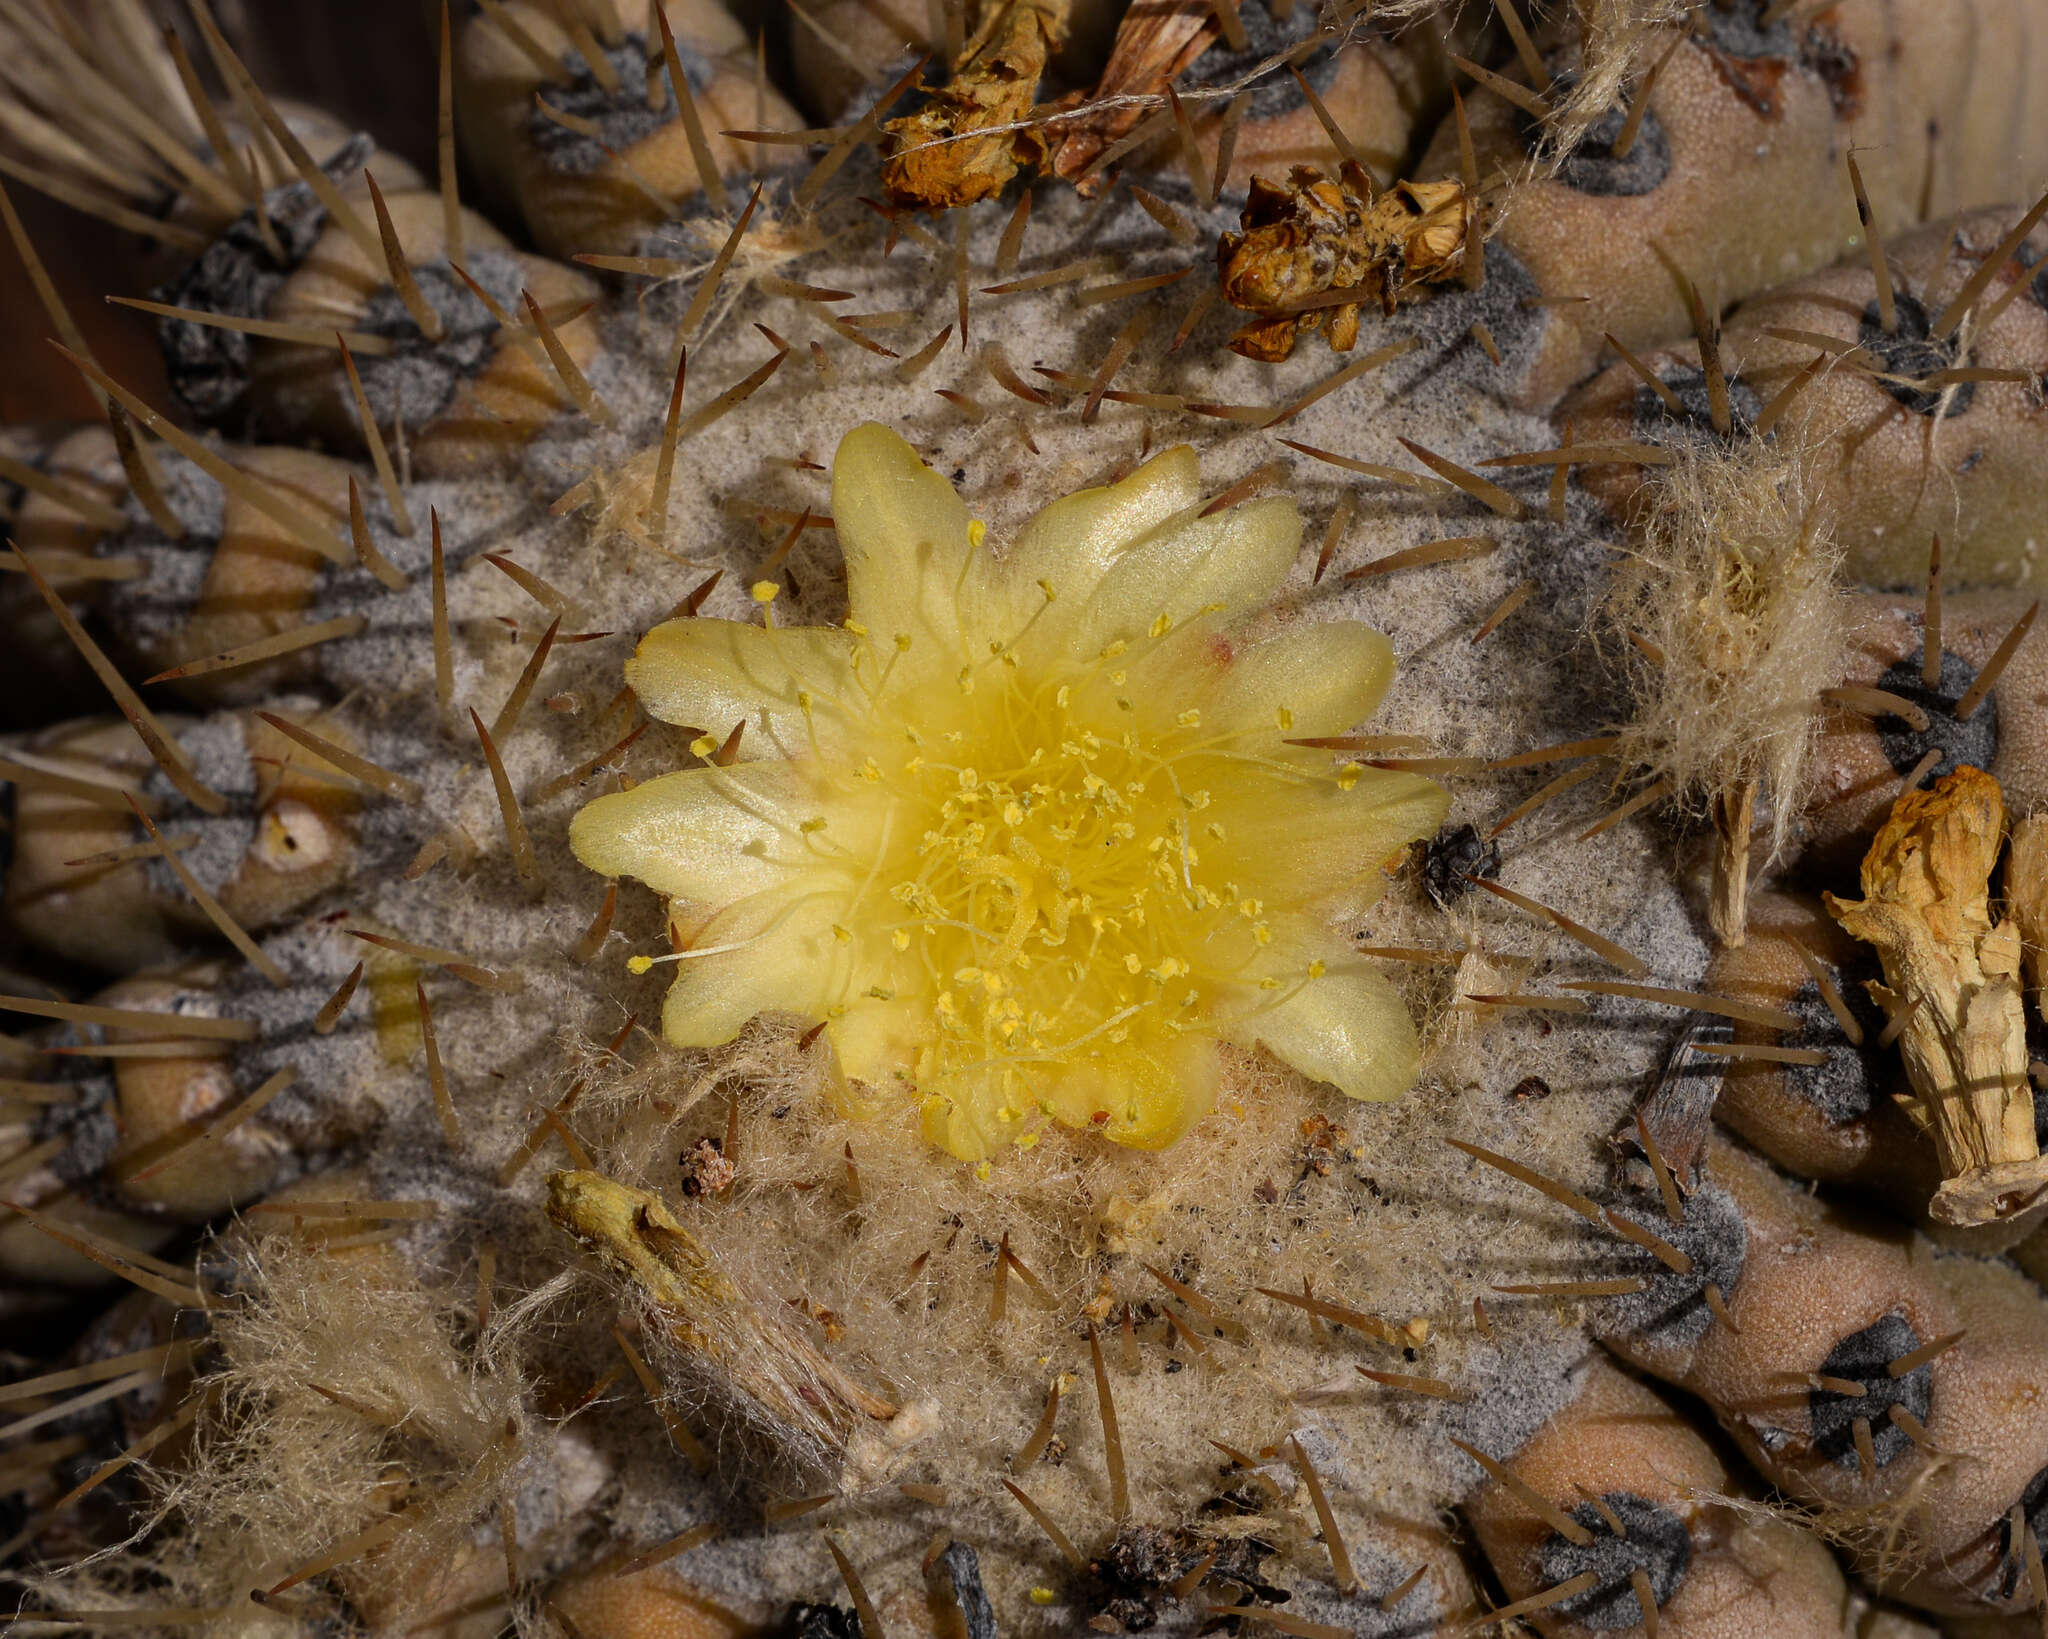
(1030, 496), (1303, 665)
(659, 897), (841, 1048)
(829, 993), (924, 1085)
(919, 1035), (1221, 1160)
(1197, 763), (1448, 919)
(1035, 1035), (1222, 1151)
(1134, 619), (1396, 743)
(831, 423), (971, 666)
(1227, 962), (1419, 1103)
(624, 618), (857, 758)
(568, 761), (851, 908)
(965, 446), (1202, 639)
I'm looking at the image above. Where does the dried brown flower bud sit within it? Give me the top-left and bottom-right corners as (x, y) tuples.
(1216, 166), (1474, 361)
(2006, 813), (2048, 1025)
(1825, 767), (2046, 1229)
(881, 0), (1070, 208)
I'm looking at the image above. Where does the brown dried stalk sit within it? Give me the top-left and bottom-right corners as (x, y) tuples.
(2008, 814), (2048, 1025)
(1710, 777), (1757, 947)
(1046, 0), (1217, 192)
(1826, 769), (2046, 1229)
(882, 0), (1072, 208)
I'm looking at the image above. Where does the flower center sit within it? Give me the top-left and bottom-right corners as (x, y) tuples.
(805, 601), (1346, 1152)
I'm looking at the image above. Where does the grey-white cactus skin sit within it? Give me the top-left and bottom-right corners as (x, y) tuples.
(3, 5), (2047, 1638)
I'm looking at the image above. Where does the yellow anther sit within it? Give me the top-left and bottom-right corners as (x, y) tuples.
(689, 734), (717, 758)
(1253, 923), (1273, 945)
(1124, 953), (1143, 974)
(894, 632), (913, 651)
(1055, 684), (1071, 708)
(833, 925), (852, 943)
(968, 519), (987, 549)
(844, 617), (869, 636)
(1308, 959), (1327, 979)
(1037, 578), (1057, 602)
(626, 955), (655, 974)
(1336, 762), (1362, 790)
(1177, 708), (1201, 727)
(859, 758), (882, 783)
(974, 1160), (992, 1181)
(957, 666), (976, 694)
(1276, 706), (1294, 731)
(1149, 612), (1173, 638)
(800, 816), (827, 833)
(892, 929), (911, 951)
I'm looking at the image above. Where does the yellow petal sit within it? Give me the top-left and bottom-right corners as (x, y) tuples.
(1031, 1037), (1221, 1152)
(829, 992), (923, 1084)
(658, 897), (841, 1048)
(1199, 762), (1447, 920)
(1135, 618), (1396, 743)
(1227, 961), (1419, 1103)
(831, 423), (971, 669)
(569, 761), (859, 908)
(625, 618), (857, 756)
(917, 1068), (1020, 1163)
(1031, 496), (1302, 665)
(966, 446), (1202, 639)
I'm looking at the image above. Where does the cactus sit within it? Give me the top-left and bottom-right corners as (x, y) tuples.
(4, 2), (2048, 1636)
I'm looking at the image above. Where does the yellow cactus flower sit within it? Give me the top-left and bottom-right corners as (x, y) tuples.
(571, 425), (1448, 1161)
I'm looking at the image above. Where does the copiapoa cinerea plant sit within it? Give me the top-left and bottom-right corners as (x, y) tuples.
(2, 2), (2048, 1638)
